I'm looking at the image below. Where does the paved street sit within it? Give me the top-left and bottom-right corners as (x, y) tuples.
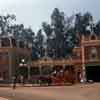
(0, 83), (100, 100)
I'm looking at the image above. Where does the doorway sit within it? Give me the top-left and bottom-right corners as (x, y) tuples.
(86, 65), (100, 82)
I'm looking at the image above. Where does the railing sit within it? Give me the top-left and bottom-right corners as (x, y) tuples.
(32, 59), (83, 66)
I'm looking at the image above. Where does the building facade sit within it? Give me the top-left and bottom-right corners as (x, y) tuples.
(0, 35), (32, 82)
(31, 33), (100, 84)
(0, 33), (100, 84)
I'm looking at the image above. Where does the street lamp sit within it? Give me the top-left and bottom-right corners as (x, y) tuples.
(19, 59), (27, 67)
(21, 59), (25, 63)
(20, 59), (31, 81)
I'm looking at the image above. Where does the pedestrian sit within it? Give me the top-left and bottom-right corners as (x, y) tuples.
(12, 76), (17, 89)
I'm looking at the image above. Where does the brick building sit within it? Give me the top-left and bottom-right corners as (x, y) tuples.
(0, 33), (100, 84)
(31, 33), (100, 83)
(0, 34), (32, 82)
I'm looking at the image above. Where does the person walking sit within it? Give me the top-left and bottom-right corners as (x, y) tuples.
(12, 76), (17, 89)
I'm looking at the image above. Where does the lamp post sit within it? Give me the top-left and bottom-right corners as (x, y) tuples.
(19, 59), (25, 85)
(27, 61), (31, 81)
(20, 59), (31, 81)
(19, 59), (26, 67)
(21, 59), (31, 81)
(18, 59), (30, 84)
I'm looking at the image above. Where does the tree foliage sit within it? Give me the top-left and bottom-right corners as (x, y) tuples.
(0, 14), (16, 35)
(75, 12), (93, 35)
(32, 29), (45, 60)
(0, 14), (35, 43)
(94, 21), (100, 35)
(42, 22), (52, 37)
(1, 9), (100, 61)
(42, 8), (77, 58)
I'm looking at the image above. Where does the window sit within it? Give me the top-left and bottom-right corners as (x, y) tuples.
(19, 41), (24, 48)
(1, 38), (10, 47)
(90, 47), (98, 60)
(90, 34), (97, 40)
(2, 52), (8, 61)
(12, 39), (16, 47)
(72, 52), (80, 59)
(0, 52), (8, 61)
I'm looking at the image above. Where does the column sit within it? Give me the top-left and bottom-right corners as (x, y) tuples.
(27, 59), (31, 81)
(9, 37), (13, 48)
(81, 35), (87, 83)
(39, 65), (42, 85)
(8, 50), (12, 82)
(0, 39), (2, 47)
(74, 68), (79, 83)
(39, 65), (42, 76)
(16, 40), (19, 48)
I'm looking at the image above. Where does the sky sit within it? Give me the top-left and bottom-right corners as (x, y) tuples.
(0, 0), (100, 33)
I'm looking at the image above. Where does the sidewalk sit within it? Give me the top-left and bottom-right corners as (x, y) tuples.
(0, 97), (8, 100)
(0, 82), (74, 87)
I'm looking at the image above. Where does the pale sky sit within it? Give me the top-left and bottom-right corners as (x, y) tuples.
(0, 0), (100, 32)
